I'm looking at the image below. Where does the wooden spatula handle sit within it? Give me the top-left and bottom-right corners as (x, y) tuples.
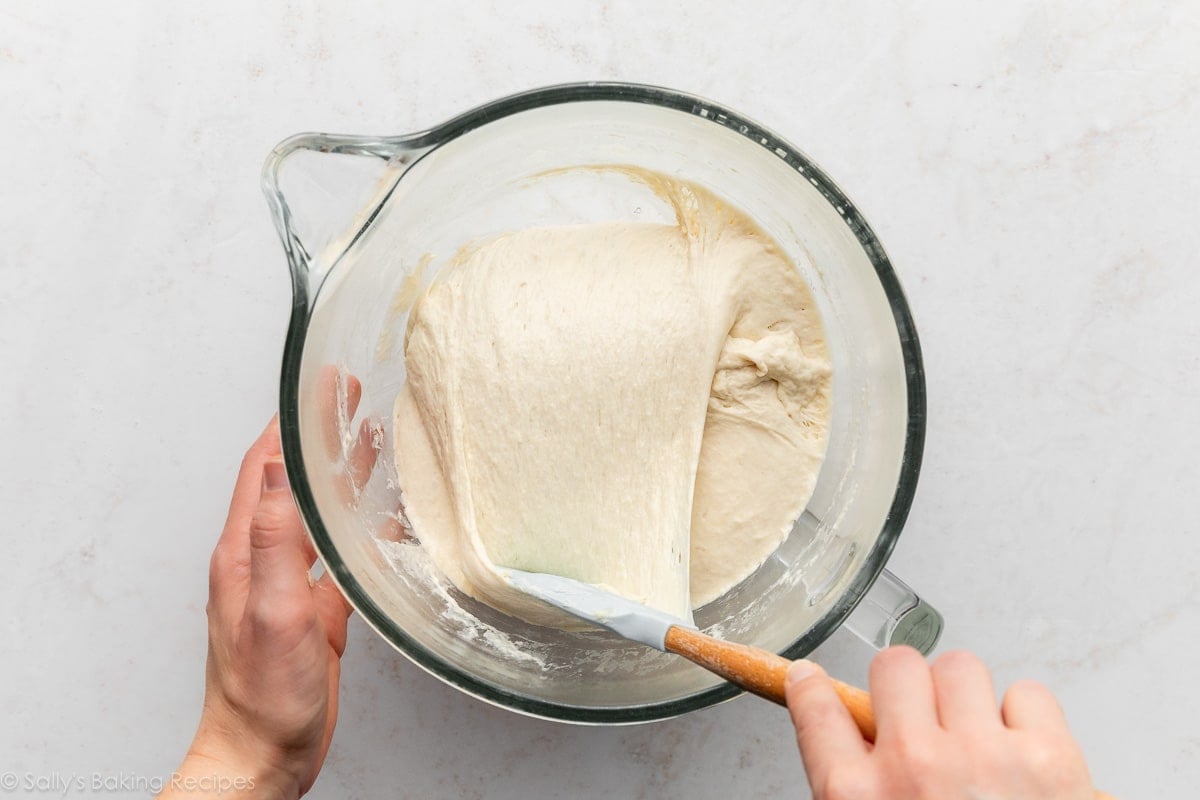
(663, 627), (1116, 800)
(664, 626), (876, 741)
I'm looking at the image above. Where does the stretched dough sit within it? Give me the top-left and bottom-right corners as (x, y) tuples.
(393, 174), (830, 626)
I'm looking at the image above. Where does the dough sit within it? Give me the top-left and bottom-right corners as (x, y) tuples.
(393, 173), (831, 626)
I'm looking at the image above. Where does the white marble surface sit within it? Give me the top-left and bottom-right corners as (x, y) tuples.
(3, 2), (1199, 797)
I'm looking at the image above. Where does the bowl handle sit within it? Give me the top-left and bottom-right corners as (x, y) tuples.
(261, 133), (429, 309)
(844, 567), (944, 654)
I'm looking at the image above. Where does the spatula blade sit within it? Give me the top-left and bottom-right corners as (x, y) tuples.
(503, 568), (694, 651)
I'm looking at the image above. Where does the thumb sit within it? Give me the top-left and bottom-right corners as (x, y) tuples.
(246, 459), (314, 621)
(786, 660), (870, 791)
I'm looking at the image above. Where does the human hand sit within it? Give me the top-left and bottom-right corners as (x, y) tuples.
(161, 419), (353, 800)
(786, 647), (1095, 800)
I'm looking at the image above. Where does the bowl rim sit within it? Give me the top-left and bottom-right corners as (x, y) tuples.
(270, 81), (926, 724)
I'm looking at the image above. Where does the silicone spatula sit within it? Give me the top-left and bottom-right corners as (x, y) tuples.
(504, 568), (876, 739)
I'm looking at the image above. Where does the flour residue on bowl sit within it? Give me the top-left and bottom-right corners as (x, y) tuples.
(374, 536), (552, 670)
(375, 531), (695, 675)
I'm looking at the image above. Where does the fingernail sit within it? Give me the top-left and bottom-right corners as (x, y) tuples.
(262, 459), (289, 492)
(787, 659), (818, 686)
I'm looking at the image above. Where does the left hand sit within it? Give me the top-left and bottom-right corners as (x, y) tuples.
(161, 418), (353, 799)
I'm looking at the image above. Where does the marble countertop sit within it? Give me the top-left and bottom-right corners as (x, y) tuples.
(3, 2), (1198, 797)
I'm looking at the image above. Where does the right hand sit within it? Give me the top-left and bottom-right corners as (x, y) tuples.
(786, 647), (1095, 799)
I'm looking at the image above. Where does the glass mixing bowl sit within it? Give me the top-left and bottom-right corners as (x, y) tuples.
(262, 82), (941, 723)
